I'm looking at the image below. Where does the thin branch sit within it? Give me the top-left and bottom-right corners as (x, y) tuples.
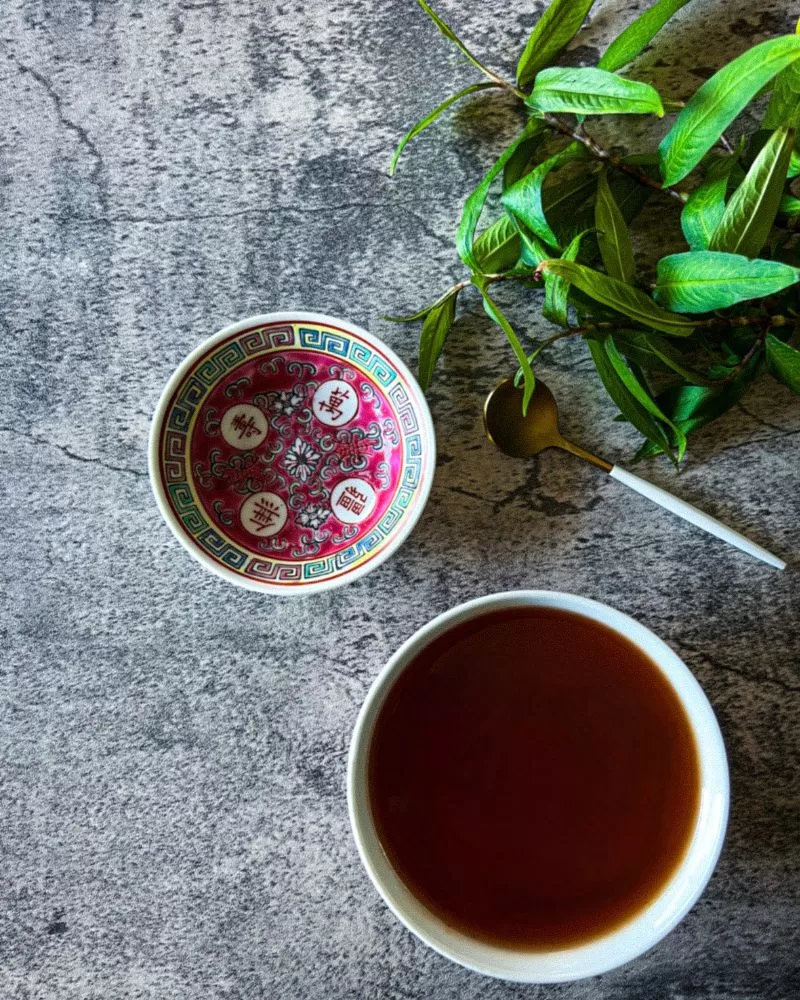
(718, 132), (735, 155)
(708, 325), (771, 385)
(415, 1), (527, 99)
(483, 69), (526, 101)
(539, 112), (688, 203)
(776, 213), (800, 232)
(518, 314), (797, 372)
(700, 312), (796, 330)
(524, 323), (618, 367)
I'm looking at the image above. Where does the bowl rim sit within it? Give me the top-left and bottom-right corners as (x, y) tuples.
(347, 590), (730, 982)
(148, 311), (436, 595)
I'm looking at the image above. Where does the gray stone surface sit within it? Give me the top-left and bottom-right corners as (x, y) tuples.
(1, 1), (799, 997)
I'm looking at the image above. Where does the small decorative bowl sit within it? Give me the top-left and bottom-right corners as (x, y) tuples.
(149, 312), (436, 594)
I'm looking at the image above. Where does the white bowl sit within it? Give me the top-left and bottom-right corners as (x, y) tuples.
(348, 591), (729, 982)
(149, 312), (436, 594)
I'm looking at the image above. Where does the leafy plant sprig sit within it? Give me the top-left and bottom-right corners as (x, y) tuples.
(389, 0), (800, 464)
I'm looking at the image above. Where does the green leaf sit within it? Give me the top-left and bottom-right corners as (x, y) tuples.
(457, 120), (541, 273)
(595, 170), (635, 282)
(636, 363), (761, 458)
(541, 172), (599, 241)
(606, 165), (656, 225)
(586, 336), (679, 462)
(765, 332), (800, 393)
(681, 181), (726, 251)
(502, 143), (585, 249)
(389, 82), (501, 176)
(414, 0), (500, 85)
(606, 337), (688, 460)
(613, 329), (714, 383)
(516, 0), (596, 89)
(518, 227), (551, 268)
(780, 194), (800, 217)
(746, 128), (798, 177)
(537, 259), (696, 335)
(612, 331), (676, 373)
(599, 0), (693, 73)
(479, 285), (536, 411)
(384, 284), (458, 323)
(763, 57), (800, 129)
(527, 66), (664, 117)
(543, 230), (589, 326)
(659, 34), (800, 186)
(680, 155), (736, 250)
(709, 126), (795, 257)
(503, 130), (546, 190)
(473, 215), (521, 273)
(418, 291), (458, 390)
(654, 251), (800, 312)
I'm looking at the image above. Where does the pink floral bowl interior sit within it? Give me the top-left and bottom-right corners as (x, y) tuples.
(149, 313), (436, 594)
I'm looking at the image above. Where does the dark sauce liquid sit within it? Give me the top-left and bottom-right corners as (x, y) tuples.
(368, 607), (700, 950)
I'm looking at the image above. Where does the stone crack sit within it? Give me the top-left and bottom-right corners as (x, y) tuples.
(677, 639), (800, 695)
(0, 426), (146, 480)
(13, 57), (107, 209)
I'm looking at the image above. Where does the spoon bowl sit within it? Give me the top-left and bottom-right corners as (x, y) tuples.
(484, 378), (611, 470)
(483, 378), (561, 458)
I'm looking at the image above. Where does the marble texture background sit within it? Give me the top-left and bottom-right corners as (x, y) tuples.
(1, 1), (799, 997)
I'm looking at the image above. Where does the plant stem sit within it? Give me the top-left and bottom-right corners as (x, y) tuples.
(718, 133), (735, 155)
(539, 113), (687, 203)
(468, 63), (526, 100)
(700, 312), (795, 330)
(484, 70), (526, 101)
(540, 322), (616, 343)
(524, 323), (617, 366)
(523, 314), (796, 368)
(710, 325), (770, 384)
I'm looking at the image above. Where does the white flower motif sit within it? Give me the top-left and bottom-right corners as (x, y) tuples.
(296, 504), (329, 530)
(282, 437), (321, 482)
(268, 388), (305, 417)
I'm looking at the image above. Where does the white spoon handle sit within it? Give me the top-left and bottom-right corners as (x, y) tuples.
(609, 465), (786, 570)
